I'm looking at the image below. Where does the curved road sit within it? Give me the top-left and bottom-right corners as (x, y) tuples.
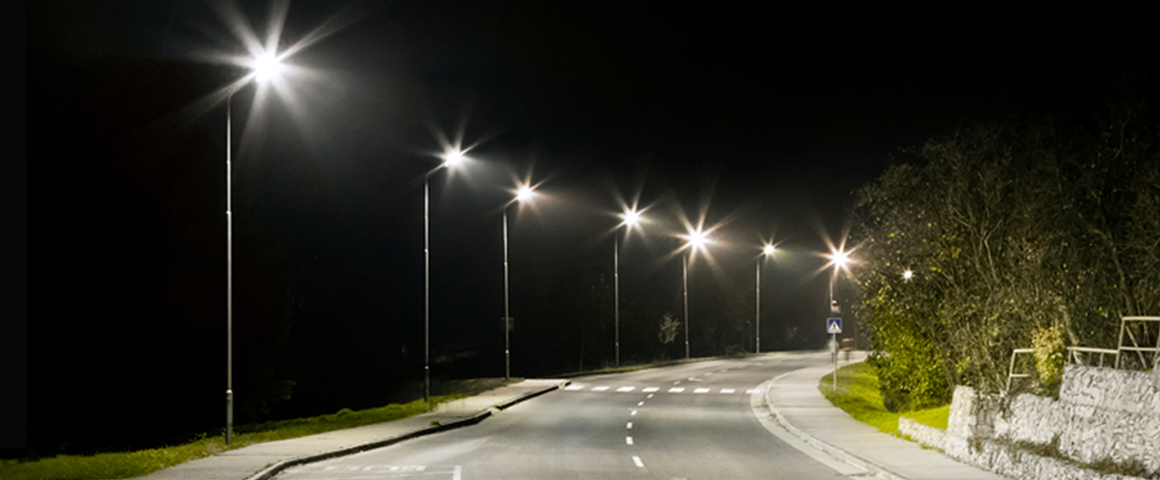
(278, 353), (850, 479)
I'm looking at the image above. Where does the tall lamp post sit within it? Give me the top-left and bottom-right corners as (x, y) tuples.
(503, 184), (535, 380)
(757, 244), (775, 353)
(679, 228), (710, 359)
(423, 149), (466, 402)
(614, 209), (642, 368)
(825, 248), (851, 390)
(226, 53), (283, 446)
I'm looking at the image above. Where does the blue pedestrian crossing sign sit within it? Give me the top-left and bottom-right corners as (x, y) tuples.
(826, 318), (842, 334)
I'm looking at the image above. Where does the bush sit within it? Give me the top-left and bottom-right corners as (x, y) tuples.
(1032, 325), (1066, 396)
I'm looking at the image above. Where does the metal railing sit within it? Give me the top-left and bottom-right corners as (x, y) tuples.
(1116, 316), (1160, 369)
(1066, 346), (1118, 367)
(1007, 316), (1159, 393)
(1006, 348), (1035, 393)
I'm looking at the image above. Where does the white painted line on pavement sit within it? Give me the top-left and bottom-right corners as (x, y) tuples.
(616, 386), (636, 392)
(627, 422), (633, 429)
(694, 388), (710, 393)
(592, 386), (610, 391)
(565, 385), (584, 390)
(633, 456), (644, 468)
(453, 465), (462, 480)
(642, 387), (659, 392)
(746, 389), (760, 394)
(647, 394), (654, 398)
(668, 387), (685, 393)
(626, 436), (634, 445)
(637, 401), (644, 406)
(631, 410), (637, 416)
(721, 388), (735, 394)
(673, 380), (681, 385)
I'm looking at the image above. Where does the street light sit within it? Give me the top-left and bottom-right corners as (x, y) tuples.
(503, 183), (535, 379)
(225, 52), (283, 446)
(614, 208), (643, 368)
(826, 248), (852, 309)
(423, 148), (468, 403)
(678, 227), (711, 359)
(757, 244), (775, 353)
(824, 248), (852, 390)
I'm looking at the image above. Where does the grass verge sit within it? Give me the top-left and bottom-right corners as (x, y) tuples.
(1, 378), (522, 480)
(818, 361), (949, 434)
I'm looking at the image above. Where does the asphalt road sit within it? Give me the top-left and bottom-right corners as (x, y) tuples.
(277, 353), (850, 479)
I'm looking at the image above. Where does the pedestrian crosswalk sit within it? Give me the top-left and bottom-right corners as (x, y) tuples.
(563, 384), (760, 395)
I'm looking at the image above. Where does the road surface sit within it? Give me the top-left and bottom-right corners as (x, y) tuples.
(278, 353), (851, 479)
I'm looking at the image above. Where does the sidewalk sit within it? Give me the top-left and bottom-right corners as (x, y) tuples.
(763, 351), (1007, 480)
(131, 379), (567, 480)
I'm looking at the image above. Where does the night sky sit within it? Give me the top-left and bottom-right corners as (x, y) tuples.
(16, 0), (1155, 454)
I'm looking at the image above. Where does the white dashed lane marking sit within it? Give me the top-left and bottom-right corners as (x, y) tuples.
(633, 456), (644, 468)
(626, 436), (634, 445)
(616, 386), (636, 392)
(694, 388), (710, 393)
(642, 387), (659, 392)
(668, 387), (685, 393)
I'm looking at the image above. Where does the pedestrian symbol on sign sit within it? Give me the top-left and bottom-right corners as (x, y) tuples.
(826, 318), (842, 334)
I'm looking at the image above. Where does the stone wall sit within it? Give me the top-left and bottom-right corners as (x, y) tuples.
(902, 364), (1159, 479)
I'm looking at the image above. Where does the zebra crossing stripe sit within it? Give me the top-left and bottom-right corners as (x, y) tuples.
(563, 385), (758, 394)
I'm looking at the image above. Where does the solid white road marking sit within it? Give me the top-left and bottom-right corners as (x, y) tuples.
(668, 387), (685, 393)
(592, 386), (610, 391)
(694, 388), (710, 393)
(633, 456), (644, 468)
(617, 386), (636, 392)
(642, 387), (659, 392)
(627, 422), (633, 429)
(626, 436), (634, 445)
(721, 388), (735, 394)
(565, 385), (584, 390)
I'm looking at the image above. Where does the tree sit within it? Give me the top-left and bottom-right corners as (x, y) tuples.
(851, 105), (1159, 403)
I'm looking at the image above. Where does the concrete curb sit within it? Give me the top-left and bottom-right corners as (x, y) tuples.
(761, 368), (907, 480)
(243, 381), (567, 480)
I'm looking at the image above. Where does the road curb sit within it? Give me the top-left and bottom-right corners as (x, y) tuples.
(761, 365), (908, 480)
(243, 381), (567, 480)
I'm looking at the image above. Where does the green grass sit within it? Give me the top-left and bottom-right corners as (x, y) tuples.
(1, 378), (522, 480)
(818, 362), (949, 434)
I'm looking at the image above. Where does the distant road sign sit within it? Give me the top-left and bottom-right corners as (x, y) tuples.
(826, 318), (842, 334)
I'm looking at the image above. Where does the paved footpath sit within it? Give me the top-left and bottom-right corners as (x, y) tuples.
(762, 351), (1007, 480)
(129, 379), (567, 480)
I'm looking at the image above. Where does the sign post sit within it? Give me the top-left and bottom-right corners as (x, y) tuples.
(827, 318), (842, 390)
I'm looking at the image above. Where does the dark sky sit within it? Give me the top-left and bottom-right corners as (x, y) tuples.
(17, 0), (1156, 452)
